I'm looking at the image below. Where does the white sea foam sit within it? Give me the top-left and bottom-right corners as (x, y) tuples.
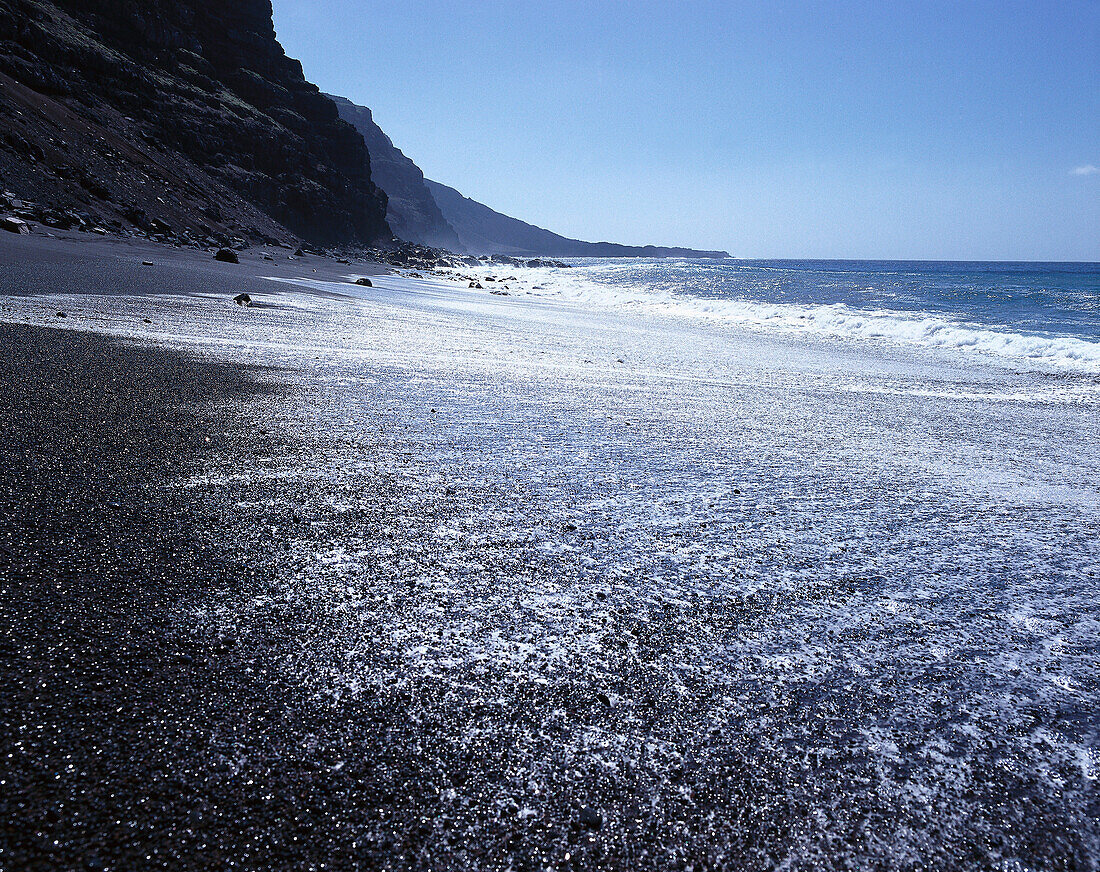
(840, 381), (1100, 404)
(477, 264), (1100, 375)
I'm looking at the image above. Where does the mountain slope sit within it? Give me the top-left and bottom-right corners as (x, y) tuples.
(0, 0), (389, 245)
(426, 180), (730, 259)
(327, 95), (459, 251)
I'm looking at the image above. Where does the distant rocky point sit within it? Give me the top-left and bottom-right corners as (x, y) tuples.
(330, 94), (729, 259)
(425, 179), (730, 259)
(326, 95), (460, 252)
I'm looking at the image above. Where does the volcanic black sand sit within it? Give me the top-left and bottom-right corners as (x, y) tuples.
(1, 231), (1097, 872)
(0, 236), (639, 872)
(0, 324), (280, 868)
(0, 238), (424, 871)
(0, 230), (383, 301)
(0, 327), (556, 872)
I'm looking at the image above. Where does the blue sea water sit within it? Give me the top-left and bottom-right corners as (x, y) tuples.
(556, 258), (1100, 373)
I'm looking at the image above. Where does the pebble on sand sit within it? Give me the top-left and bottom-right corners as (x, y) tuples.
(578, 807), (603, 831)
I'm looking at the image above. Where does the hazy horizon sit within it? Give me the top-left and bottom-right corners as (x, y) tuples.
(272, 1), (1098, 262)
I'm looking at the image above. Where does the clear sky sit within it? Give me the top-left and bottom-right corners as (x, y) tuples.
(271, 1), (1099, 260)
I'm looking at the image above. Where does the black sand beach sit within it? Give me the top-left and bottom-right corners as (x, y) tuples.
(1, 231), (1097, 871)
(0, 230), (384, 301)
(3, 0), (1095, 866)
(0, 236), (403, 870)
(0, 235), (647, 872)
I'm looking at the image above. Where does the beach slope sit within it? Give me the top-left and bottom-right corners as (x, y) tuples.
(1, 232), (1097, 870)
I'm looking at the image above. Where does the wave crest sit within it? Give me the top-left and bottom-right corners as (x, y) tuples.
(511, 264), (1100, 375)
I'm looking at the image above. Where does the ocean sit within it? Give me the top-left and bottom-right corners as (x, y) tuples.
(534, 258), (1100, 374)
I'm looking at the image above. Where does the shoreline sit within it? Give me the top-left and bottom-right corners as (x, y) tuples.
(1, 230), (1098, 869)
(4, 229), (1099, 382)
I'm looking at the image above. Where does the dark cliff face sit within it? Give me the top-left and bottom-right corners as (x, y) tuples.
(0, 0), (389, 245)
(327, 95), (460, 252)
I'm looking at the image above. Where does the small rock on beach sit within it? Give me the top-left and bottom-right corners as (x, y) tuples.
(0, 216), (30, 234)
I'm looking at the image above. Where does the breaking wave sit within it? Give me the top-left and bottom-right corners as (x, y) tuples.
(511, 263), (1100, 374)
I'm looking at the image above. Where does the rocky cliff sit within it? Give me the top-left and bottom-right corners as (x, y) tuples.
(327, 95), (459, 252)
(0, 0), (389, 246)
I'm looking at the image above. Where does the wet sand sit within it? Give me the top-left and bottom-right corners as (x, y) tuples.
(0, 231), (1097, 871)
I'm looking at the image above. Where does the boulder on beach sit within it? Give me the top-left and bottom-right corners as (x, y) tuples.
(1, 216), (31, 234)
(214, 248), (239, 264)
(355, 277), (373, 287)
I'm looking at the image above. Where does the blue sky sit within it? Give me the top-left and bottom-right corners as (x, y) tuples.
(271, 1), (1099, 260)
